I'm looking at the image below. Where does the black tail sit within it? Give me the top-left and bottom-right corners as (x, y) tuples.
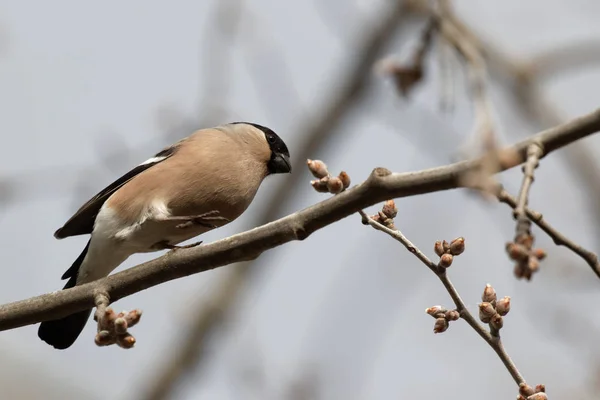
(38, 240), (92, 349)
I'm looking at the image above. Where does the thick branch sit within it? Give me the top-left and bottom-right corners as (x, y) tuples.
(1, 108), (600, 331)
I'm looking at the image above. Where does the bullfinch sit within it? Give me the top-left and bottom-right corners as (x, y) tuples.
(38, 122), (291, 349)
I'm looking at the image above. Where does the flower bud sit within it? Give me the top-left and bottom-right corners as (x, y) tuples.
(434, 241), (445, 257)
(506, 242), (529, 261)
(338, 171), (351, 189)
(526, 393), (548, 400)
(534, 384), (545, 393)
(496, 296), (511, 316)
(519, 383), (535, 397)
(439, 253), (453, 268)
(425, 305), (446, 318)
(513, 263), (526, 279)
(532, 248), (546, 260)
(449, 237), (465, 256)
(490, 313), (504, 330)
(114, 317), (128, 335)
(311, 179), (329, 193)
(307, 159), (328, 178)
(327, 177), (344, 194)
(482, 284), (497, 303)
(95, 330), (114, 346)
(478, 302), (496, 323)
(442, 240), (451, 253)
(103, 307), (117, 325)
(382, 200), (398, 219)
(117, 334), (136, 349)
(445, 310), (460, 321)
(433, 317), (449, 333)
(125, 309), (143, 327)
(528, 257), (540, 272)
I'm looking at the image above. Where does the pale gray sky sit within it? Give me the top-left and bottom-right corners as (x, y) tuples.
(1, 1), (600, 399)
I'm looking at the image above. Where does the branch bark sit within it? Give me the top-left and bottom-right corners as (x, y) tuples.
(0, 107), (599, 331)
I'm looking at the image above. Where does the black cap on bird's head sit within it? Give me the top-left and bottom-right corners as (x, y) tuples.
(231, 122), (291, 175)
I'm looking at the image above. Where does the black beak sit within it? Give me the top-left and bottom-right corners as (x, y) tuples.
(269, 153), (292, 174)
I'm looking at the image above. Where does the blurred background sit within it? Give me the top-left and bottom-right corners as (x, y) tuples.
(1, 0), (600, 399)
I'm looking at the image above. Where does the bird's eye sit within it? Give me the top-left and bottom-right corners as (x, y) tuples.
(267, 134), (276, 144)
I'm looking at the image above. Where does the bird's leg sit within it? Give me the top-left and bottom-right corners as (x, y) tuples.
(164, 210), (230, 229)
(152, 240), (203, 251)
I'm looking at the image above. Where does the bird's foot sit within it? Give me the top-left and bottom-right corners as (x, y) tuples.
(152, 240), (203, 251)
(167, 210), (230, 229)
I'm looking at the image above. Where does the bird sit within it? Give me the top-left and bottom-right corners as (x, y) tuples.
(38, 122), (291, 349)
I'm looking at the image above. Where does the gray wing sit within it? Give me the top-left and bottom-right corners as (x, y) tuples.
(54, 143), (181, 239)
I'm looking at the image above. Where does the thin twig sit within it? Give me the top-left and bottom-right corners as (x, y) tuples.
(513, 143), (544, 242)
(437, 0), (495, 151)
(497, 188), (600, 279)
(1, 107), (600, 331)
(359, 212), (525, 386)
(514, 144), (543, 221)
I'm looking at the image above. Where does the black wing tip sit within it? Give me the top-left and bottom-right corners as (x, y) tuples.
(54, 228), (66, 239)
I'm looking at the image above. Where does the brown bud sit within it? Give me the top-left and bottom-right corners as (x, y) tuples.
(327, 177), (344, 194)
(381, 199), (398, 219)
(425, 305), (446, 318)
(449, 237), (465, 256)
(534, 384), (546, 393)
(434, 241), (445, 257)
(116, 334), (136, 349)
(433, 317), (449, 333)
(506, 243), (529, 261)
(442, 240), (451, 253)
(482, 284), (497, 303)
(103, 307), (117, 325)
(514, 263), (526, 279)
(517, 396), (527, 400)
(307, 159), (328, 178)
(445, 310), (460, 321)
(519, 383), (535, 397)
(526, 393), (548, 400)
(439, 253), (453, 268)
(528, 257), (540, 272)
(516, 233), (534, 249)
(338, 171), (351, 189)
(490, 313), (504, 330)
(532, 248), (546, 260)
(311, 179), (329, 193)
(370, 214), (382, 224)
(95, 330), (115, 346)
(114, 317), (128, 335)
(125, 309), (143, 327)
(478, 302), (496, 323)
(496, 296), (511, 316)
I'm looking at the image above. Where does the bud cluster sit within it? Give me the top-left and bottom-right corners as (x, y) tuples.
(366, 199), (398, 229)
(506, 229), (546, 280)
(433, 237), (465, 269)
(425, 305), (461, 334)
(517, 383), (547, 400)
(307, 159), (351, 194)
(478, 284), (511, 333)
(94, 307), (143, 349)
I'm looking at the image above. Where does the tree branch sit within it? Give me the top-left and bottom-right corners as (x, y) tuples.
(497, 188), (600, 279)
(358, 211), (526, 386)
(1, 107), (600, 332)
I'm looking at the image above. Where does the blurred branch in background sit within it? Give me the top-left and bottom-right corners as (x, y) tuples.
(142, 2), (413, 399)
